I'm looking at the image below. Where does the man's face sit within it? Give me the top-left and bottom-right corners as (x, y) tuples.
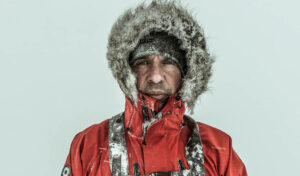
(131, 54), (182, 102)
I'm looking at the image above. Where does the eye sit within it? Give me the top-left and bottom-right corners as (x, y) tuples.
(133, 60), (149, 66)
(139, 61), (149, 65)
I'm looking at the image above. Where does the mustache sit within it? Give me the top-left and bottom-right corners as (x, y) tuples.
(144, 82), (171, 93)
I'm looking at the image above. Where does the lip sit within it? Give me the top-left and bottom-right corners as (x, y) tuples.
(147, 90), (165, 95)
(148, 94), (165, 100)
(146, 90), (167, 100)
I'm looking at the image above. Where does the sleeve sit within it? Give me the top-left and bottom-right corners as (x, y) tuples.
(61, 133), (85, 176)
(224, 137), (247, 176)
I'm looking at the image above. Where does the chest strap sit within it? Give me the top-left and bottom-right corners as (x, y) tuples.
(108, 112), (129, 175)
(108, 113), (206, 176)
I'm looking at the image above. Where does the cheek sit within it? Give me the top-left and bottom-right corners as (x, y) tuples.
(166, 69), (181, 92)
(135, 70), (147, 90)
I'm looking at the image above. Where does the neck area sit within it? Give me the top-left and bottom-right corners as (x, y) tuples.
(124, 92), (186, 138)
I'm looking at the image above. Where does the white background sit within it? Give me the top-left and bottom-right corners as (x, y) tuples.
(0, 0), (299, 175)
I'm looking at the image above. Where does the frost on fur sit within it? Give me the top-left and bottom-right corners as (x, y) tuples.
(106, 0), (214, 112)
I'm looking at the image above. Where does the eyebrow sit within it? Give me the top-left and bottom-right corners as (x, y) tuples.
(133, 57), (148, 62)
(130, 57), (148, 66)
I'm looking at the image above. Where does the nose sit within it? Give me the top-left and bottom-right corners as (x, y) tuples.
(148, 63), (163, 83)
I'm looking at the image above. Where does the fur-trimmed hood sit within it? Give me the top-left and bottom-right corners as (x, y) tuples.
(106, 0), (214, 112)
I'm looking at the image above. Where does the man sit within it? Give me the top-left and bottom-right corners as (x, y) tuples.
(62, 1), (247, 175)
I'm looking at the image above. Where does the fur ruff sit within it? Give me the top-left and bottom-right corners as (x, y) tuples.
(106, 0), (214, 112)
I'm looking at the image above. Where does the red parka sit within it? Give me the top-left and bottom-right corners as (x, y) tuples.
(62, 94), (247, 176)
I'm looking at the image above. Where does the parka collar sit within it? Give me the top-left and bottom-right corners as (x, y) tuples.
(124, 92), (185, 138)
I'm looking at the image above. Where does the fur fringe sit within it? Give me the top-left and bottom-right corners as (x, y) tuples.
(106, 0), (214, 112)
